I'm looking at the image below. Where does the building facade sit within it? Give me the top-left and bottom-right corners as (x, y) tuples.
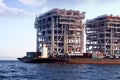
(34, 8), (85, 57)
(86, 15), (120, 57)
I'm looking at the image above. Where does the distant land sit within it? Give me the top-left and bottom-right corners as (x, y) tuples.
(0, 56), (17, 60)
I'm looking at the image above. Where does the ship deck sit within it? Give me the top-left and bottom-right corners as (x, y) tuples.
(18, 57), (120, 64)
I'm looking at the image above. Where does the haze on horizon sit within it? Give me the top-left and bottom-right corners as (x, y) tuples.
(0, 0), (120, 60)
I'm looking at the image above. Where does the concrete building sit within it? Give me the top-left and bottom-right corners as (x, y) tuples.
(86, 15), (120, 57)
(34, 8), (85, 57)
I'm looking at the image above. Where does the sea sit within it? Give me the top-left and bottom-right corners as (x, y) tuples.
(0, 61), (120, 80)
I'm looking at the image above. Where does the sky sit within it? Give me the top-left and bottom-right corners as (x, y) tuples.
(0, 0), (120, 60)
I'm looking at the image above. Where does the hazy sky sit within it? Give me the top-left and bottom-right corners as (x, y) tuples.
(0, 0), (120, 60)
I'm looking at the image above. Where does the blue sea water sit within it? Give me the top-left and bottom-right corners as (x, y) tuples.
(0, 61), (120, 80)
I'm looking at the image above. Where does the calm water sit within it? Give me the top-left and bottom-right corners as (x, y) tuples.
(0, 61), (120, 80)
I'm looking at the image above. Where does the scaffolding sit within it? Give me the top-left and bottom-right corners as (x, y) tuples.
(34, 8), (85, 57)
(86, 15), (120, 57)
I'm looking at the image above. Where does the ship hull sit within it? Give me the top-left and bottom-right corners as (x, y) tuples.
(17, 57), (120, 64)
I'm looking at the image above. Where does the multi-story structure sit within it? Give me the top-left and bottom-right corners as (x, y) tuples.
(86, 15), (120, 57)
(34, 8), (85, 57)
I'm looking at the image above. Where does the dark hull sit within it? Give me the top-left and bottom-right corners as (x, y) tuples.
(17, 57), (120, 64)
(17, 58), (67, 63)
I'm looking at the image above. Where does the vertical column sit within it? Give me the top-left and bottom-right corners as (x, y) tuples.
(113, 27), (114, 56)
(56, 17), (59, 54)
(82, 18), (84, 53)
(64, 25), (68, 53)
(36, 29), (39, 52)
(51, 16), (55, 56)
(86, 23), (88, 53)
(110, 28), (113, 56)
(36, 29), (41, 52)
(104, 22), (106, 55)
